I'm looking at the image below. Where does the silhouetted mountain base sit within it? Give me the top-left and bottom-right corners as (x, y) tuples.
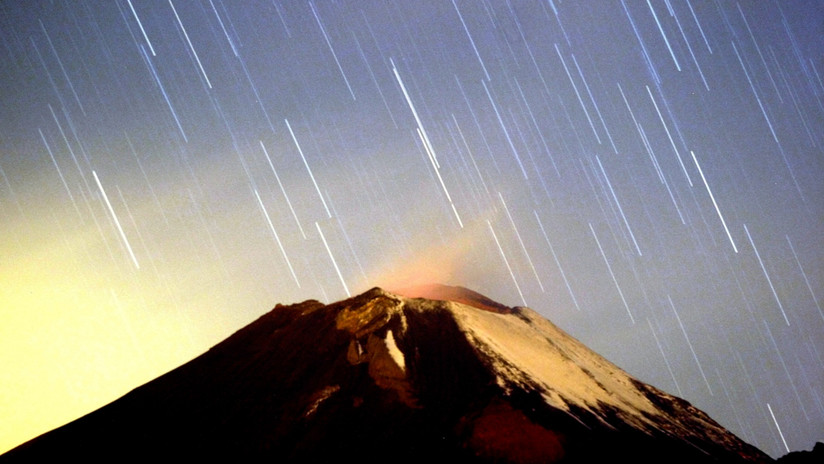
(777, 442), (824, 463)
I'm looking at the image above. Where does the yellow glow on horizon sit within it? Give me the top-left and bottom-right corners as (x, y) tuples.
(0, 217), (215, 454)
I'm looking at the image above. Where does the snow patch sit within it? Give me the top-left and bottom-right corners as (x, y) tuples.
(304, 385), (340, 418)
(384, 329), (405, 371)
(446, 300), (662, 429)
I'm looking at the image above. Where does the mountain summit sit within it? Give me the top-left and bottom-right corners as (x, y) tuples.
(2, 285), (771, 463)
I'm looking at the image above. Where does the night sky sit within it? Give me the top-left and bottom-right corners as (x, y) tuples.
(1, 0), (822, 457)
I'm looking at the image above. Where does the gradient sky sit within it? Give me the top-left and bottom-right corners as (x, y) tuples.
(1, 0), (822, 457)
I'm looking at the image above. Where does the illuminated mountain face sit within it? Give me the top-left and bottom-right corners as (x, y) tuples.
(2, 286), (771, 463)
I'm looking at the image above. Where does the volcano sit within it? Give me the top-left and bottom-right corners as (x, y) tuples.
(2, 285), (772, 463)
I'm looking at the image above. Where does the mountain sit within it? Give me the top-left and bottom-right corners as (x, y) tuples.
(777, 442), (824, 463)
(2, 285), (772, 463)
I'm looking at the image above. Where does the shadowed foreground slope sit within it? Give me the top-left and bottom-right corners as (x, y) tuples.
(2, 285), (772, 463)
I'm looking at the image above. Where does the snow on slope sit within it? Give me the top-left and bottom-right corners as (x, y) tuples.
(448, 300), (660, 426)
(384, 329), (405, 371)
(314, 286), (762, 460)
(389, 286), (659, 428)
(387, 287), (757, 458)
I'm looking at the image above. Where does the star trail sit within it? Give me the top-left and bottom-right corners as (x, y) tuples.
(1, 1), (822, 458)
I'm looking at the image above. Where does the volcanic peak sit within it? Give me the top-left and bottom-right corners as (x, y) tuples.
(1, 284), (772, 463)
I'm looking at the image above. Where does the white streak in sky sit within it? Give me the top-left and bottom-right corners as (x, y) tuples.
(92, 170), (140, 269)
(621, 0), (660, 84)
(737, 3), (781, 102)
(589, 222), (634, 323)
(481, 79), (529, 179)
(513, 79), (560, 178)
(127, 0), (156, 56)
(169, 0), (212, 89)
(30, 37), (69, 118)
(259, 140), (306, 239)
(352, 31), (397, 128)
(316, 221), (350, 297)
(140, 45), (188, 143)
(272, 1), (291, 38)
(254, 189), (300, 288)
(668, 295), (712, 395)
(671, 3), (709, 90)
(417, 128), (439, 172)
(731, 42), (780, 147)
(686, 0), (712, 54)
(48, 104), (89, 192)
(618, 83), (659, 179)
(238, 55), (276, 133)
(595, 156), (642, 257)
(555, 43), (601, 145)
(744, 224), (790, 326)
(487, 220), (526, 306)
(391, 58), (439, 168)
(285, 118), (331, 218)
(786, 235), (824, 322)
(647, 318), (684, 397)
(208, 0), (238, 56)
(392, 59), (463, 228)
(571, 53), (617, 153)
(325, 192), (367, 282)
(499, 193), (544, 292)
(646, 85), (692, 186)
(646, 0), (681, 71)
(630, 115), (685, 224)
(732, 41), (805, 203)
(691, 150), (737, 253)
(767, 403), (790, 454)
(39, 128), (81, 218)
(116, 185), (156, 274)
(39, 20), (85, 116)
(547, 0), (571, 46)
(309, 1), (355, 100)
(451, 0), (490, 81)
(451, 113), (490, 196)
(534, 210), (580, 311)
(762, 320), (809, 421)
